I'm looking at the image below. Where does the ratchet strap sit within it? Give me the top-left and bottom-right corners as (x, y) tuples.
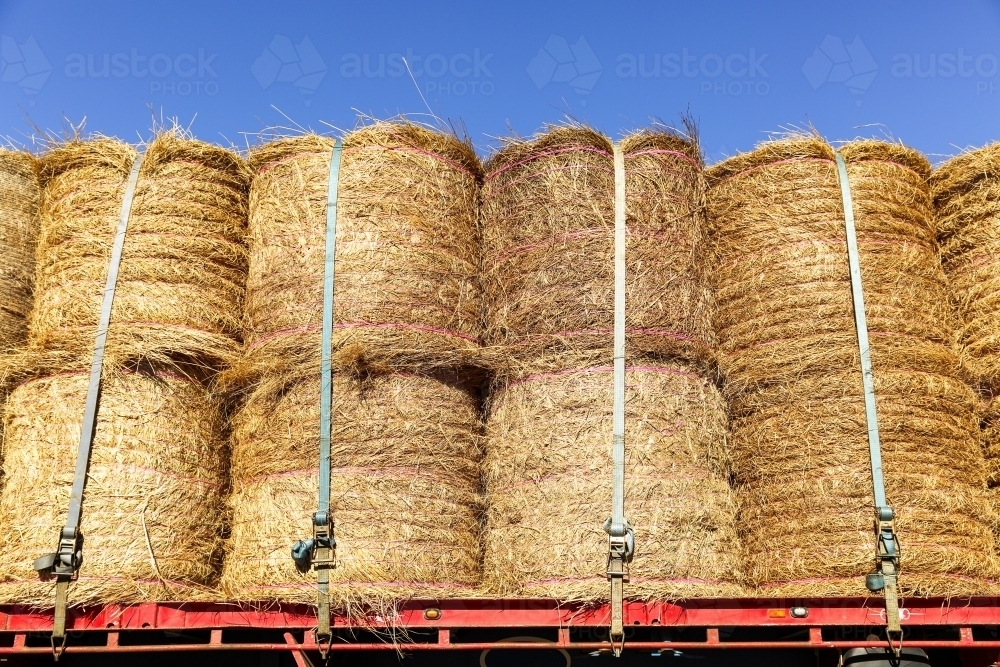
(32, 153), (145, 660)
(290, 139), (342, 658)
(603, 143), (634, 657)
(834, 151), (902, 655)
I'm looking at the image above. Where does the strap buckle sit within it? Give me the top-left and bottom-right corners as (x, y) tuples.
(291, 511), (336, 570)
(34, 527), (82, 580)
(604, 519), (634, 657)
(865, 507), (903, 656)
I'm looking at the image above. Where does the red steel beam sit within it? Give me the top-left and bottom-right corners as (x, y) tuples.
(2, 598), (1000, 632)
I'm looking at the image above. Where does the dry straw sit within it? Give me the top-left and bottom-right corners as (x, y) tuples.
(983, 398), (1000, 488)
(707, 136), (1000, 597)
(233, 122), (482, 384)
(482, 361), (743, 601)
(29, 132), (249, 371)
(0, 366), (227, 605)
(220, 371), (483, 613)
(480, 125), (713, 376)
(0, 150), (40, 353)
(932, 143), (1000, 392)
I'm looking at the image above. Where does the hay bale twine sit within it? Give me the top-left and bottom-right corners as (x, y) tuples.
(30, 133), (249, 369)
(0, 150), (39, 352)
(932, 144), (1000, 391)
(482, 361), (742, 600)
(707, 137), (1000, 596)
(220, 371), (482, 611)
(238, 122), (482, 380)
(0, 367), (226, 605)
(480, 127), (713, 374)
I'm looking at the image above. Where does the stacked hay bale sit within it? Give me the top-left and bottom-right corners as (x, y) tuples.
(220, 122), (485, 612)
(28, 134), (248, 368)
(480, 126), (742, 601)
(707, 137), (1000, 597)
(932, 144), (1000, 392)
(0, 367), (226, 604)
(0, 150), (40, 354)
(0, 133), (249, 604)
(0, 149), (40, 446)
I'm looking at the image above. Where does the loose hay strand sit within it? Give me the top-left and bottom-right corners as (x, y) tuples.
(707, 136), (1000, 597)
(0, 366), (227, 605)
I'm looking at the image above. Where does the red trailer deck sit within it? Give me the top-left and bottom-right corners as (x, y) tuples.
(3, 598), (1000, 664)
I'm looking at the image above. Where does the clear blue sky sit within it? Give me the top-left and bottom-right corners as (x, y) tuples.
(1, 0), (999, 163)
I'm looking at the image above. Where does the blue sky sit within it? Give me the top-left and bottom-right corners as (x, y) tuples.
(1, 0), (999, 163)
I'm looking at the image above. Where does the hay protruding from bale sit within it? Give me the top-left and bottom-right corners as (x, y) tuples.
(220, 371), (483, 612)
(707, 136), (1000, 596)
(932, 143), (1000, 392)
(29, 133), (249, 370)
(234, 122), (482, 384)
(0, 150), (40, 352)
(482, 361), (742, 601)
(0, 367), (227, 605)
(481, 126), (713, 376)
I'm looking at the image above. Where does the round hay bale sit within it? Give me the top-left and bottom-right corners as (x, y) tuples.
(482, 362), (742, 601)
(0, 150), (39, 353)
(982, 398), (1000, 488)
(735, 371), (998, 597)
(30, 133), (249, 370)
(220, 372), (482, 612)
(480, 126), (713, 375)
(0, 367), (226, 605)
(932, 144), (1000, 392)
(236, 122), (482, 382)
(707, 137), (1000, 596)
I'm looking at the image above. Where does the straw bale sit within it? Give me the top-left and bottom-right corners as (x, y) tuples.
(234, 122), (482, 383)
(707, 137), (1000, 596)
(481, 126), (713, 376)
(983, 399), (1000, 488)
(482, 362), (742, 601)
(220, 371), (483, 612)
(0, 150), (39, 353)
(932, 144), (1000, 392)
(29, 133), (249, 370)
(0, 367), (226, 605)
(735, 371), (998, 597)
